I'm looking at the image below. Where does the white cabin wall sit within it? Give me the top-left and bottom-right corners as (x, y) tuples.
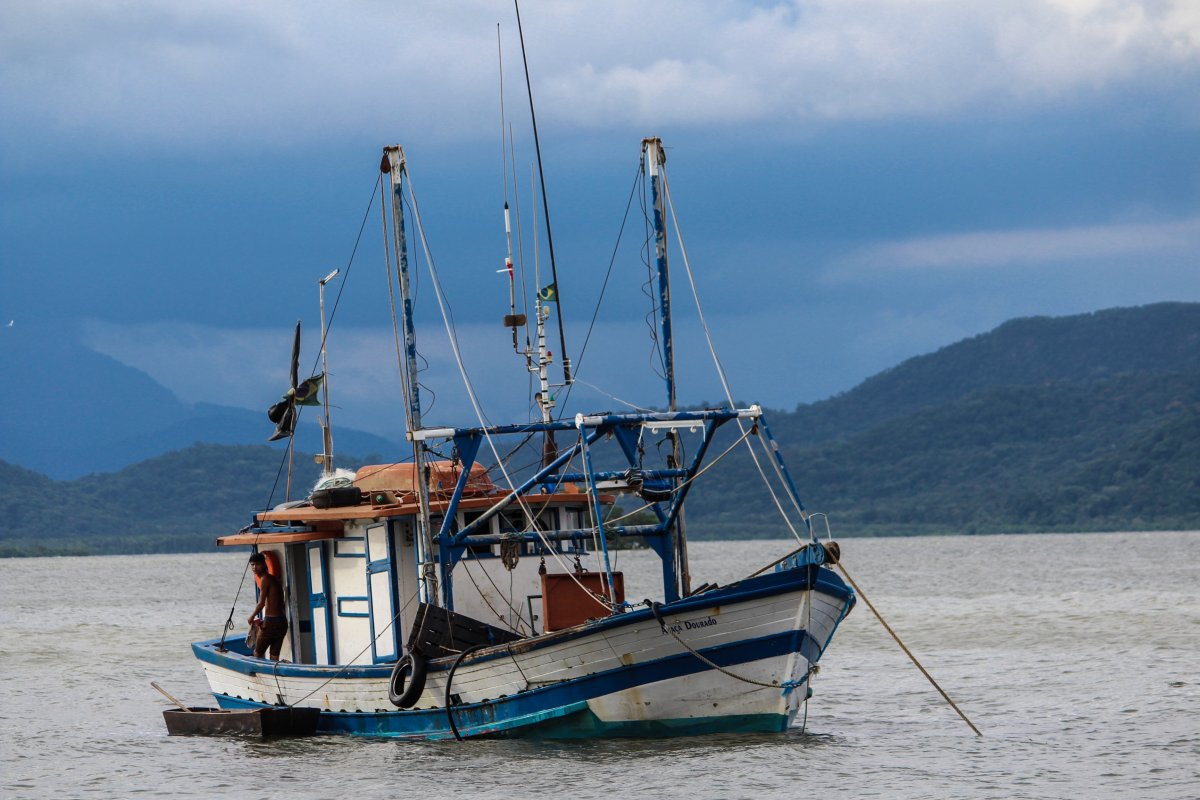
(450, 555), (545, 636)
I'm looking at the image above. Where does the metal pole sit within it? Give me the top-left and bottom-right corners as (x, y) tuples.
(383, 145), (438, 606)
(318, 268), (338, 476)
(645, 136), (690, 597)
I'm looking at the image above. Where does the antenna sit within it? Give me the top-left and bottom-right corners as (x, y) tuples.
(514, 0), (572, 386)
(498, 24), (526, 349)
(317, 268), (339, 476)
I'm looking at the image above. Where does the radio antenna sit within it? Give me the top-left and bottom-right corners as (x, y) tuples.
(514, 0), (572, 386)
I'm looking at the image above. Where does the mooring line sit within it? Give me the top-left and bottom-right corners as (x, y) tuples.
(836, 562), (982, 737)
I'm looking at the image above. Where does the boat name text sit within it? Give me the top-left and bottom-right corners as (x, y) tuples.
(667, 616), (717, 633)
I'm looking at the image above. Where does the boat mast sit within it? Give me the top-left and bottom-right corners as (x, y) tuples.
(382, 145), (439, 606)
(644, 136), (691, 597)
(317, 268), (338, 476)
(645, 138), (676, 410)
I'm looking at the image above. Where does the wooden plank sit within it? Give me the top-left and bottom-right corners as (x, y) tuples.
(216, 529), (344, 547)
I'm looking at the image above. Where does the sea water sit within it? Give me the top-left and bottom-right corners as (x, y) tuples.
(1, 532), (1197, 799)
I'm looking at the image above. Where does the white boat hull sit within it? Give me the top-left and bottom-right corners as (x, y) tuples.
(193, 563), (854, 739)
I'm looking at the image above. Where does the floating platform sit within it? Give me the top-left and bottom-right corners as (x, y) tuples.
(163, 706), (321, 738)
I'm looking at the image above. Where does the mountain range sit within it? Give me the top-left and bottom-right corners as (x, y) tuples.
(0, 320), (398, 479)
(1, 303), (1196, 556)
(683, 302), (1200, 536)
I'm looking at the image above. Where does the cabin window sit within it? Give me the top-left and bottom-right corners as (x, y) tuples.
(461, 511), (486, 535)
(498, 510), (525, 533)
(458, 511), (495, 556)
(334, 537), (366, 557)
(337, 597), (370, 617)
(526, 506), (554, 532)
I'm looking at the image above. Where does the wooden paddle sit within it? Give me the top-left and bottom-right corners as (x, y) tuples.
(151, 681), (191, 712)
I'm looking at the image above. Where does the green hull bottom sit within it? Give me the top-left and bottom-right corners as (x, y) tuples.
(527, 707), (793, 739)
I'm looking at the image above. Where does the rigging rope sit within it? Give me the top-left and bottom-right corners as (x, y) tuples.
(646, 600), (810, 694)
(398, 166), (614, 592)
(221, 174), (382, 647)
(834, 560), (983, 736)
(459, 551), (534, 636)
(558, 163), (644, 398)
(658, 169), (808, 543)
(285, 586), (423, 708)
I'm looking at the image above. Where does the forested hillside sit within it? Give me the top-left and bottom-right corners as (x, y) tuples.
(0, 446), (349, 556)
(1, 303), (1197, 556)
(683, 369), (1200, 537)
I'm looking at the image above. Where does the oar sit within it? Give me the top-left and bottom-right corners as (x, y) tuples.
(836, 562), (983, 737)
(151, 681), (191, 712)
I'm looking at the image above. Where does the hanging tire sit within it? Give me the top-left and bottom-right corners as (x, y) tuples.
(388, 652), (428, 709)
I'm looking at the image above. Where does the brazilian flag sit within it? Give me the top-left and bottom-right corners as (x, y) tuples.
(292, 374), (324, 405)
(538, 282), (558, 303)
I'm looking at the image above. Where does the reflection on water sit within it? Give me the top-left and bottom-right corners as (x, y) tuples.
(2, 532), (1198, 799)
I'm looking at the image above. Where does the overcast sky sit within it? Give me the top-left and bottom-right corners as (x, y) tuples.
(3, 1), (1198, 441)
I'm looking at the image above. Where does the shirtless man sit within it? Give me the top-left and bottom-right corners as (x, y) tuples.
(247, 552), (287, 660)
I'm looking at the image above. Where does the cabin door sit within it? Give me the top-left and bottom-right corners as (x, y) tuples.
(392, 520), (420, 651)
(305, 542), (335, 664)
(365, 523), (398, 662)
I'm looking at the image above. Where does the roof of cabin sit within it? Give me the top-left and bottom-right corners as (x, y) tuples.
(215, 460), (606, 546)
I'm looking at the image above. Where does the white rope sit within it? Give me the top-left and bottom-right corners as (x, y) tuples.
(286, 585), (422, 707)
(458, 555), (533, 637)
(658, 170), (806, 542)
(571, 376), (656, 413)
(605, 423), (753, 525)
(400, 167), (618, 597)
(647, 601), (809, 692)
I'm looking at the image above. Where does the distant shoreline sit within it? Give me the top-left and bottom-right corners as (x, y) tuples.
(4, 527), (1196, 559)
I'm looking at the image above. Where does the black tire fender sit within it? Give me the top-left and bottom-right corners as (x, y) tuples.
(388, 652), (428, 709)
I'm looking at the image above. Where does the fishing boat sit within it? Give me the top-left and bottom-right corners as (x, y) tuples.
(188, 137), (856, 740)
